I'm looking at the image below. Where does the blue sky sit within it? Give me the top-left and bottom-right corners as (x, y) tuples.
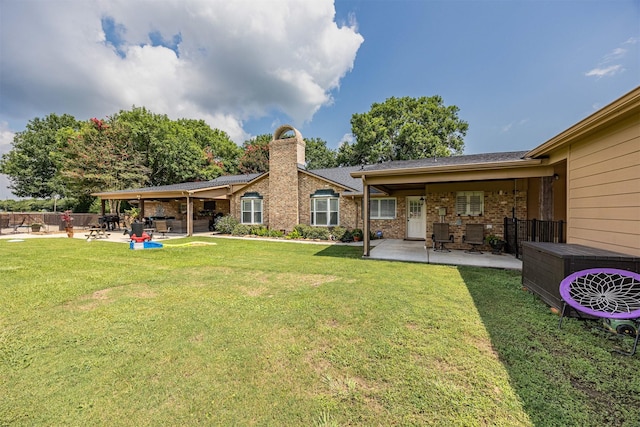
(0, 0), (638, 199)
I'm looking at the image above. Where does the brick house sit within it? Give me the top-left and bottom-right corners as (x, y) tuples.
(94, 86), (639, 257)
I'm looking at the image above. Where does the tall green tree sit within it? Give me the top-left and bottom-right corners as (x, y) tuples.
(0, 113), (80, 198)
(177, 118), (242, 176)
(59, 117), (149, 213)
(303, 137), (337, 170)
(113, 107), (242, 185)
(342, 96), (468, 165)
(238, 134), (271, 174)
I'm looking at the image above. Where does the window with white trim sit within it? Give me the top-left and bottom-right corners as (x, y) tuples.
(311, 190), (339, 226)
(370, 198), (396, 219)
(241, 192), (263, 224)
(456, 191), (484, 216)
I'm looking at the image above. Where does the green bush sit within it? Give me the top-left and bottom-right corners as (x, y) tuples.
(293, 224), (311, 237)
(352, 228), (363, 239)
(232, 224), (251, 235)
(249, 225), (269, 236)
(286, 229), (302, 239)
(268, 229), (284, 238)
(215, 215), (239, 234)
(340, 229), (353, 242)
(306, 227), (330, 240)
(330, 226), (346, 241)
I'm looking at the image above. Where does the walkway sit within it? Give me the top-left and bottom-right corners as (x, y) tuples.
(369, 239), (522, 270)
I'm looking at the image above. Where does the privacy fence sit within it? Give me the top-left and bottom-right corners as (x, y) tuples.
(0, 212), (101, 234)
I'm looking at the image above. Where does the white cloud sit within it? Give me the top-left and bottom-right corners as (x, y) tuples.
(0, 122), (15, 156)
(585, 64), (623, 78)
(0, 0), (364, 143)
(584, 39), (634, 79)
(500, 119), (529, 134)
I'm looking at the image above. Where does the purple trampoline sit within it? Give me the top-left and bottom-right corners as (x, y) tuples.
(559, 268), (640, 356)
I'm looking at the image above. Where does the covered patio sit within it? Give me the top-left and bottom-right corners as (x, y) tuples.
(368, 239), (522, 269)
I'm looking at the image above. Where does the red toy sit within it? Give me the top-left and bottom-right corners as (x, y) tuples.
(130, 232), (152, 243)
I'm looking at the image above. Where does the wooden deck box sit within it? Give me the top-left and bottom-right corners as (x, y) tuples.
(521, 242), (640, 311)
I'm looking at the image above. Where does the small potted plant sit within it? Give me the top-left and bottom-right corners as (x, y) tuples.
(352, 228), (363, 242)
(485, 234), (505, 254)
(30, 223), (43, 233)
(61, 210), (74, 238)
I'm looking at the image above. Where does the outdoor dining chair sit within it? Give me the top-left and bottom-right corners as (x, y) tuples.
(432, 223), (454, 252)
(154, 220), (171, 239)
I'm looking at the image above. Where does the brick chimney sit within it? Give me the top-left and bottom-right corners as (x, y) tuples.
(269, 125), (305, 232)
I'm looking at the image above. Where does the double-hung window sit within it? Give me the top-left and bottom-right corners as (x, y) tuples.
(456, 191), (484, 216)
(241, 192), (263, 224)
(370, 198), (396, 219)
(311, 190), (339, 226)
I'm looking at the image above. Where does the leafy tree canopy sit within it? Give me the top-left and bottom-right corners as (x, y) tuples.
(341, 95), (468, 165)
(238, 134), (271, 174)
(0, 113), (80, 198)
(304, 137), (337, 170)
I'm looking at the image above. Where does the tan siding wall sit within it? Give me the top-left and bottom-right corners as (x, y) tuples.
(566, 115), (640, 256)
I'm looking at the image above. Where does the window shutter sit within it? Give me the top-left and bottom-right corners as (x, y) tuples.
(469, 194), (482, 215)
(456, 194), (467, 215)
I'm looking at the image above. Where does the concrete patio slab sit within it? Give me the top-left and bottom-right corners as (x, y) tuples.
(369, 239), (522, 270)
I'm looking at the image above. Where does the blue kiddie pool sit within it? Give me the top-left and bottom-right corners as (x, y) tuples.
(129, 241), (164, 250)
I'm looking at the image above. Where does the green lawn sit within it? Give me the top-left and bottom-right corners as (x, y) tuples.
(1, 237), (639, 426)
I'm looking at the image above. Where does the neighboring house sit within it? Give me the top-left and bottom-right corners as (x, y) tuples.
(93, 86), (639, 257)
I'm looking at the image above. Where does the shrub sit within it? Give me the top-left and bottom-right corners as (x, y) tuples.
(330, 226), (346, 241)
(232, 224), (251, 236)
(306, 227), (330, 240)
(250, 225), (269, 236)
(340, 229), (353, 242)
(268, 229), (284, 238)
(352, 228), (363, 239)
(286, 229), (302, 240)
(215, 215), (239, 234)
(291, 224), (330, 240)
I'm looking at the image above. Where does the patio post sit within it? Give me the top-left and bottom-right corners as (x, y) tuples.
(363, 180), (370, 257)
(186, 195), (192, 236)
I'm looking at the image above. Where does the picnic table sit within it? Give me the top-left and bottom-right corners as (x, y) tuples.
(85, 227), (110, 240)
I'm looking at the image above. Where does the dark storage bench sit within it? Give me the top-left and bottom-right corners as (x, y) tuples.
(521, 242), (640, 311)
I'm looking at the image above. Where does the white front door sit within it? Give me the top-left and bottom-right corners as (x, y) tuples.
(407, 196), (426, 240)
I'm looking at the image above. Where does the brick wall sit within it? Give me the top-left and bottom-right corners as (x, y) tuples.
(269, 133), (305, 231)
(425, 183), (527, 250)
(231, 176), (270, 226)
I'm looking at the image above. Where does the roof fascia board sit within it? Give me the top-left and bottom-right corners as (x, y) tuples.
(364, 165), (554, 186)
(526, 86), (640, 158)
(351, 158), (542, 179)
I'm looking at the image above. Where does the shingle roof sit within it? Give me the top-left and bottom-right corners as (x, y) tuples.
(98, 151), (530, 197)
(101, 173), (263, 194)
(304, 165), (363, 192)
(359, 151), (529, 172)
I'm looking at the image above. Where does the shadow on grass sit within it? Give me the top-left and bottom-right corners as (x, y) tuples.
(458, 266), (640, 427)
(313, 244), (363, 259)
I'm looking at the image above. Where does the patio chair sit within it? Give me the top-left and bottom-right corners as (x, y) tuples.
(10, 218), (25, 234)
(432, 223), (453, 252)
(558, 268), (640, 356)
(155, 220), (171, 239)
(463, 223), (485, 253)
